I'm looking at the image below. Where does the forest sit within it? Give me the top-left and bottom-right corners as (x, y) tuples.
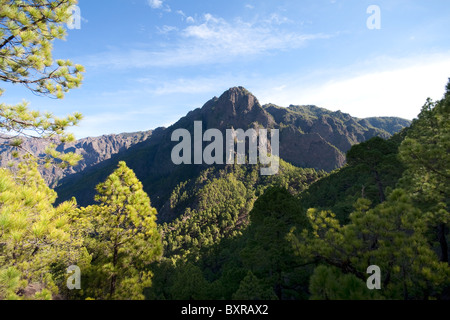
(0, 0), (449, 300)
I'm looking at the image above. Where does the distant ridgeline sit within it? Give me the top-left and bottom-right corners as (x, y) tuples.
(0, 130), (152, 187)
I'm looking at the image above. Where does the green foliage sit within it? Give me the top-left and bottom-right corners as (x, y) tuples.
(153, 183), (317, 301)
(291, 189), (450, 299)
(398, 81), (450, 263)
(162, 172), (251, 260)
(300, 134), (406, 223)
(0, 159), (88, 300)
(232, 271), (278, 300)
(285, 80), (450, 300)
(0, 267), (23, 300)
(362, 117), (412, 136)
(170, 262), (210, 300)
(309, 265), (382, 300)
(240, 187), (311, 299)
(79, 162), (162, 300)
(0, 0), (84, 167)
(0, 0), (83, 97)
(268, 161), (324, 196)
(399, 98), (450, 206)
(160, 161), (324, 262)
(348, 136), (405, 204)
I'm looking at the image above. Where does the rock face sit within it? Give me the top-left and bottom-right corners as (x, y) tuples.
(0, 131), (152, 186)
(200, 86), (275, 130)
(262, 103), (411, 171)
(0, 86), (411, 209)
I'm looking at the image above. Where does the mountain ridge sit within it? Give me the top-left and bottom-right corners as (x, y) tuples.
(0, 130), (153, 186)
(44, 87), (411, 221)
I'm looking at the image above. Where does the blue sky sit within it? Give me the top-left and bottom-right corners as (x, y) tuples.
(3, 0), (450, 138)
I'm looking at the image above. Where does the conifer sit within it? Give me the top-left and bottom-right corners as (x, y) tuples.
(80, 162), (162, 300)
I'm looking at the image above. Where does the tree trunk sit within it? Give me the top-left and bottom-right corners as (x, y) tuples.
(110, 245), (118, 298)
(373, 170), (386, 203)
(437, 223), (449, 263)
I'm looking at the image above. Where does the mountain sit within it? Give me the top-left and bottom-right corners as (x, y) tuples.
(49, 86), (410, 222)
(0, 130), (152, 187)
(264, 104), (410, 170)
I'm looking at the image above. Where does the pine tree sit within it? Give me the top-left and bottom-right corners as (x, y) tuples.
(0, 159), (88, 300)
(0, 0), (84, 167)
(399, 81), (450, 263)
(290, 190), (450, 299)
(0, 3), (86, 298)
(232, 271), (277, 300)
(309, 265), (382, 300)
(170, 263), (209, 300)
(80, 162), (162, 300)
(240, 187), (310, 300)
(346, 137), (402, 204)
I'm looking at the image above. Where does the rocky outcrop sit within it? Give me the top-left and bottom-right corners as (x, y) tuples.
(0, 131), (152, 186)
(200, 86), (276, 130)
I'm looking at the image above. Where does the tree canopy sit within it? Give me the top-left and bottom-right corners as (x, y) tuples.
(79, 162), (162, 300)
(0, 0), (84, 167)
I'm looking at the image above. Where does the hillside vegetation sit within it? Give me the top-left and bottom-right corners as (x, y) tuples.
(1, 80), (448, 300)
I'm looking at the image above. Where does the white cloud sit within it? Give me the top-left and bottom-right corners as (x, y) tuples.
(255, 53), (450, 120)
(140, 76), (237, 96)
(264, 13), (293, 25)
(157, 25), (178, 34)
(175, 9), (195, 23)
(273, 85), (287, 92)
(147, 0), (171, 12)
(84, 13), (328, 69)
(179, 13), (327, 60)
(147, 0), (163, 9)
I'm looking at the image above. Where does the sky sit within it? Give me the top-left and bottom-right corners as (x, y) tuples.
(2, 0), (450, 138)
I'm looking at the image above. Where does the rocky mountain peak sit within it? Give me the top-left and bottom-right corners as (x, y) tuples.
(200, 86), (274, 129)
(216, 86), (258, 114)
